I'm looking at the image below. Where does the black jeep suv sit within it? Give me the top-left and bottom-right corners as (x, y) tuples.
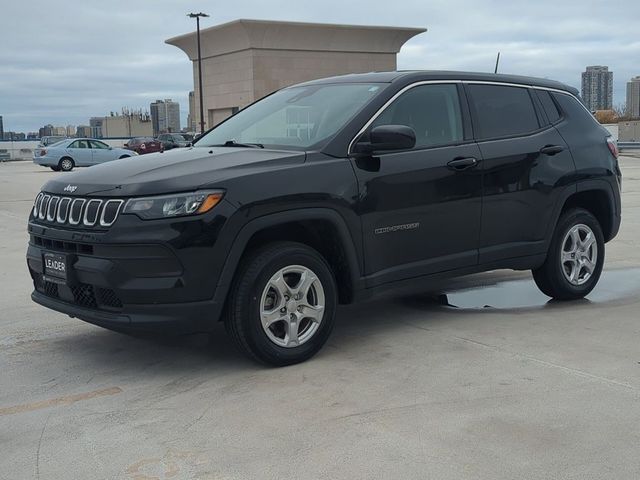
(27, 71), (622, 365)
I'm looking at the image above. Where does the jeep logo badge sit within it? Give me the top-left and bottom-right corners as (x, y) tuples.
(63, 184), (78, 193)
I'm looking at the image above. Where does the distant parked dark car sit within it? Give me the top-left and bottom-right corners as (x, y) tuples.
(157, 133), (191, 150)
(124, 137), (164, 155)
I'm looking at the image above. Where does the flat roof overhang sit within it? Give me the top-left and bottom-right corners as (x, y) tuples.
(166, 18), (426, 60)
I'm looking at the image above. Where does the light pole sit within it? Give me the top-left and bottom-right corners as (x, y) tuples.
(188, 12), (209, 135)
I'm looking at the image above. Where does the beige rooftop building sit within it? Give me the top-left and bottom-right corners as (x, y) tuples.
(166, 19), (426, 129)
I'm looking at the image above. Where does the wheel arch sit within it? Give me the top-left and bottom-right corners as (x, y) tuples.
(211, 209), (363, 321)
(557, 181), (618, 242)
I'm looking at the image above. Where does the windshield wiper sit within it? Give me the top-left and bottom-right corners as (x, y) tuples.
(210, 140), (264, 149)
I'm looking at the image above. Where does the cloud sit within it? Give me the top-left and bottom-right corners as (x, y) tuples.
(1, 0), (638, 132)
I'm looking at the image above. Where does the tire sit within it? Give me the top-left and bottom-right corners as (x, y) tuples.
(119, 155), (131, 159)
(225, 241), (337, 366)
(58, 157), (74, 172)
(50, 166), (61, 172)
(533, 208), (605, 300)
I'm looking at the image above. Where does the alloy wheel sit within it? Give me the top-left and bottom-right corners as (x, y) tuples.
(60, 158), (73, 171)
(561, 223), (598, 286)
(259, 265), (325, 348)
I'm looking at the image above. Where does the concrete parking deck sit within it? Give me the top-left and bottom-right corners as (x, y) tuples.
(1, 159), (639, 479)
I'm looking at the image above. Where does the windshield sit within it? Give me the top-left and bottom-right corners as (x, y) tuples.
(196, 83), (384, 150)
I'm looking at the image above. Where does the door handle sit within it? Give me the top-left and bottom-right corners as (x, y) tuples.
(447, 157), (478, 171)
(539, 145), (565, 156)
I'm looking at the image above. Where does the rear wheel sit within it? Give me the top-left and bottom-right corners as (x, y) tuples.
(533, 208), (604, 300)
(58, 157), (74, 172)
(225, 241), (337, 366)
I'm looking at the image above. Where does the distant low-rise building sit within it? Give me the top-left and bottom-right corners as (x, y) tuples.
(39, 124), (54, 138)
(619, 120), (640, 142)
(3, 132), (26, 140)
(626, 76), (640, 119)
(0, 115), (4, 139)
(76, 125), (92, 137)
(90, 111), (153, 138)
(166, 19), (425, 129)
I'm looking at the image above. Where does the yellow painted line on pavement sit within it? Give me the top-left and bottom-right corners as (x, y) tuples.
(0, 386), (122, 416)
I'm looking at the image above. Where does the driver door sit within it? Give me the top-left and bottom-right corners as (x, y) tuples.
(89, 140), (114, 164)
(351, 83), (483, 287)
(66, 139), (92, 166)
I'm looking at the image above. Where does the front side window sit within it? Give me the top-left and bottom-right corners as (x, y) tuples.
(196, 83), (384, 150)
(467, 84), (540, 139)
(370, 84), (464, 148)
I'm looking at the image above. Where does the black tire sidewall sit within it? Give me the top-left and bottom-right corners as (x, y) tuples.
(236, 245), (337, 365)
(547, 209), (605, 297)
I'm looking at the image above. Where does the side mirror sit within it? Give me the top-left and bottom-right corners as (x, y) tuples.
(353, 125), (416, 155)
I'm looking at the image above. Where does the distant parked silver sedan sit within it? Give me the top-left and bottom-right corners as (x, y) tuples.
(33, 138), (137, 171)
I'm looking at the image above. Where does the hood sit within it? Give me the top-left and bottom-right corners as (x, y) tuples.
(42, 146), (305, 197)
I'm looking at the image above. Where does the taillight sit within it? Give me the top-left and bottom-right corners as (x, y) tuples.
(40, 149), (47, 156)
(606, 137), (618, 159)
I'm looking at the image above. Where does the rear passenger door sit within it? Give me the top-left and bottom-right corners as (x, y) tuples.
(465, 83), (575, 263)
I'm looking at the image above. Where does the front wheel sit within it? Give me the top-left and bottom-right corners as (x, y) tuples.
(533, 208), (605, 300)
(225, 241), (337, 366)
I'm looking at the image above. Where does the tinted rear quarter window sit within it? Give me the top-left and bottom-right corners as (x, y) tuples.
(468, 84), (540, 139)
(535, 90), (562, 124)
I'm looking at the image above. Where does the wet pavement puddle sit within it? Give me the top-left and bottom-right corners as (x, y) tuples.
(429, 268), (640, 310)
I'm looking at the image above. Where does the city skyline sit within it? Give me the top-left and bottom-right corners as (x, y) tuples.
(5, 65), (639, 137)
(1, 1), (639, 132)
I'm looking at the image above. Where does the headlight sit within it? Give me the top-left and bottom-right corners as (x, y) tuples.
(122, 190), (224, 219)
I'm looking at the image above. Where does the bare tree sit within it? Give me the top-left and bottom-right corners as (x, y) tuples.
(613, 103), (630, 121)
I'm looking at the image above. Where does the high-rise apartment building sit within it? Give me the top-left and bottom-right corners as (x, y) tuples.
(187, 91), (196, 132)
(581, 66), (613, 111)
(627, 76), (640, 119)
(150, 99), (180, 135)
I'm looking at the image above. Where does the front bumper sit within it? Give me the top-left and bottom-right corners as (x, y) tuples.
(31, 290), (220, 333)
(26, 203), (233, 332)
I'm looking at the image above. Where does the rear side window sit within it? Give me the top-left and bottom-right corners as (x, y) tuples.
(535, 90), (562, 124)
(467, 84), (540, 139)
(371, 84), (464, 148)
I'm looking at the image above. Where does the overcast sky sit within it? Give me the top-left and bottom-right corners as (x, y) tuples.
(1, 0), (638, 133)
